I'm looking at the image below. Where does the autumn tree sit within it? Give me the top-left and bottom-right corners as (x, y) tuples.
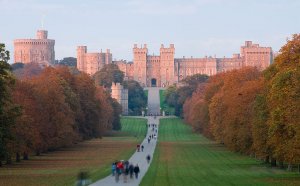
(263, 34), (300, 167)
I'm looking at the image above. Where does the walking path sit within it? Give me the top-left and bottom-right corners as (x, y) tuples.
(90, 88), (161, 186)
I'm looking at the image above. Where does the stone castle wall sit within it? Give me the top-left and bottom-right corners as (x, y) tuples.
(119, 41), (272, 87)
(14, 30), (55, 65)
(77, 47), (112, 75)
(77, 41), (273, 88)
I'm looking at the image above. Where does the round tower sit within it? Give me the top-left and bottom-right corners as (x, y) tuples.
(111, 83), (122, 103)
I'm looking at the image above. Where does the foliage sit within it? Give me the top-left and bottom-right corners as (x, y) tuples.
(263, 34), (300, 164)
(123, 80), (147, 115)
(93, 64), (124, 88)
(182, 34), (300, 167)
(0, 43), (21, 164)
(0, 64), (121, 163)
(55, 57), (77, 67)
(12, 62), (43, 79)
(164, 74), (209, 117)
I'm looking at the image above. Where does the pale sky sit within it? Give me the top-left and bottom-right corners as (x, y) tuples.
(1, 0), (299, 62)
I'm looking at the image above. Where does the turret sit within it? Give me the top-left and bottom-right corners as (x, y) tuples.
(77, 46), (87, 72)
(36, 30), (48, 39)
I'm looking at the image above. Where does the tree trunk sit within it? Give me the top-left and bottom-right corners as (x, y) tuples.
(271, 158), (276, 167)
(23, 152), (29, 160)
(16, 152), (21, 162)
(287, 163), (292, 171)
(265, 156), (270, 164)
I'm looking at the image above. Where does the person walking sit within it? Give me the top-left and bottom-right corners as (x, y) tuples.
(146, 154), (151, 164)
(137, 144), (140, 152)
(124, 161), (129, 183)
(133, 164), (140, 179)
(111, 163), (116, 176)
(141, 145), (144, 152)
(129, 163), (134, 179)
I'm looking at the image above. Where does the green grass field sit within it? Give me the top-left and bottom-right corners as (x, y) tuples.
(159, 90), (175, 115)
(0, 117), (147, 186)
(141, 118), (300, 186)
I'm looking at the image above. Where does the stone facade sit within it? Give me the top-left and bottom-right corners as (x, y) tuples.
(14, 30), (55, 66)
(77, 46), (112, 75)
(111, 83), (128, 115)
(77, 41), (273, 87)
(121, 41), (272, 87)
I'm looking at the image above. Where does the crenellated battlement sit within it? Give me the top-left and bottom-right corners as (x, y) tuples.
(13, 30), (55, 65)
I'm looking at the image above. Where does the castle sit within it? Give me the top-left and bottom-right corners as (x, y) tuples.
(12, 30), (273, 115)
(78, 41), (273, 87)
(14, 30), (55, 66)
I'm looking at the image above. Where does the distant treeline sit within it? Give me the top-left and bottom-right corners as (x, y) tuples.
(0, 46), (122, 165)
(166, 34), (300, 169)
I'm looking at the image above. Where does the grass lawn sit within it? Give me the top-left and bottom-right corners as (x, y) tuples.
(0, 117), (147, 186)
(159, 90), (175, 115)
(141, 118), (300, 186)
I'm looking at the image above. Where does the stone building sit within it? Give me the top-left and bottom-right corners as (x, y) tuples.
(111, 83), (128, 115)
(77, 46), (112, 75)
(77, 41), (273, 87)
(113, 41), (272, 87)
(14, 30), (55, 66)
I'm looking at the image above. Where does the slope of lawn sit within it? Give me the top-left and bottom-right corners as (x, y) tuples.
(0, 117), (147, 186)
(141, 118), (300, 186)
(159, 90), (175, 115)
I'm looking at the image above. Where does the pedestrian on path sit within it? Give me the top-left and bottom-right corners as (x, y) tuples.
(137, 144), (140, 152)
(111, 163), (116, 176)
(133, 164), (140, 179)
(148, 138), (150, 144)
(124, 161), (129, 183)
(129, 163), (134, 179)
(146, 154), (151, 164)
(141, 145), (144, 152)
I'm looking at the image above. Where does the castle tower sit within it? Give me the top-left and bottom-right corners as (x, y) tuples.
(160, 44), (175, 87)
(133, 44), (148, 87)
(36, 30), (48, 39)
(240, 41), (273, 70)
(14, 30), (55, 65)
(111, 83), (128, 115)
(77, 46), (87, 72)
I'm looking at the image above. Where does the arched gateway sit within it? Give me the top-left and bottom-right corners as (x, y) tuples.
(151, 78), (157, 87)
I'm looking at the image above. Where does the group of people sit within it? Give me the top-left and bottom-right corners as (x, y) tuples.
(112, 160), (140, 183)
(147, 123), (158, 143)
(110, 119), (157, 183)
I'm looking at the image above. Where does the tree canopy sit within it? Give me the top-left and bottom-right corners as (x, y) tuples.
(93, 64), (124, 88)
(123, 80), (147, 115)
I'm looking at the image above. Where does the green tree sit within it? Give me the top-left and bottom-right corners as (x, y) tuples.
(93, 64), (124, 88)
(0, 43), (20, 165)
(123, 80), (147, 115)
(55, 57), (77, 67)
(165, 74), (209, 117)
